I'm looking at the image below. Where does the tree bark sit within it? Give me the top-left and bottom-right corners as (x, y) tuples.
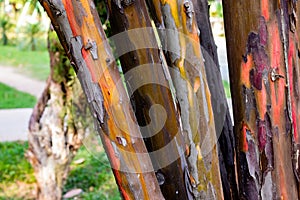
(29, 0), (300, 199)
(26, 28), (84, 200)
(106, 1), (192, 199)
(223, 0), (300, 199)
(38, 0), (164, 199)
(192, 1), (238, 199)
(146, 0), (225, 199)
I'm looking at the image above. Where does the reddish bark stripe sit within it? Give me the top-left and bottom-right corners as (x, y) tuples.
(81, 49), (98, 82)
(242, 123), (249, 152)
(241, 55), (253, 88)
(261, 0), (269, 21)
(62, 0), (78, 36)
(270, 23), (284, 126)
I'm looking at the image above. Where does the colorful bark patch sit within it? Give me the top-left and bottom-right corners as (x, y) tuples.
(238, 15), (282, 198)
(244, 18), (270, 90)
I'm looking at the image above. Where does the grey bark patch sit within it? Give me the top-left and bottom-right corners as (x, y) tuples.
(84, 40), (98, 60)
(156, 171), (165, 186)
(183, 0), (194, 32)
(161, 5), (181, 64)
(70, 36), (105, 125)
(261, 172), (272, 200)
(113, 0), (135, 9)
(242, 85), (256, 121)
(71, 0), (88, 27)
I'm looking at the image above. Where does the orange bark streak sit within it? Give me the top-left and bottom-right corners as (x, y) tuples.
(81, 49), (98, 82)
(269, 22), (285, 126)
(241, 55), (253, 88)
(261, 0), (270, 21)
(62, 0), (151, 197)
(279, 164), (288, 199)
(255, 84), (267, 120)
(241, 123), (249, 152)
(62, 0), (79, 35)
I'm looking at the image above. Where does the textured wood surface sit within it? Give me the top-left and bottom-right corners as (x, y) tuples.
(223, 0), (300, 199)
(39, 0), (164, 199)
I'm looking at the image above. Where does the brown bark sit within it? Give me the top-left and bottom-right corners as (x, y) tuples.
(106, 0), (191, 199)
(223, 0), (300, 199)
(29, 0), (300, 199)
(146, 0), (224, 199)
(192, 1), (238, 199)
(27, 29), (84, 200)
(38, 0), (164, 199)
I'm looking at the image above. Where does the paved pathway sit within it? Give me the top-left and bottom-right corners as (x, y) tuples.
(0, 66), (45, 98)
(0, 65), (45, 142)
(0, 108), (32, 141)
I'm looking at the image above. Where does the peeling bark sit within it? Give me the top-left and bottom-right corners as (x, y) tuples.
(287, 0), (300, 184)
(223, 0), (300, 199)
(192, 1), (238, 199)
(147, 0), (224, 199)
(27, 28), (84, 200)
(106, 0), (191, 199)
(35, 0), (300, 199)
(38, 0), (164, 199)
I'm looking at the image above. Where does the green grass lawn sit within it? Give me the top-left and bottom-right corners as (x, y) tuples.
(0, 141), (120, 200)
(0, 45), (50, 81)
(0, 83), (36, 109)
(64, 144), (121, 200)
(0, 141), (36, 199)
(0, 141), (35, 184)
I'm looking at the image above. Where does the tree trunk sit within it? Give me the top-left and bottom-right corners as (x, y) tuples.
(223, 0), (300, 199)
(146, 0), (224, 199)
(38, 0), (164, 199)
(106, 1), (192, 199)
(26, 28), (84, 200)
(192, 1), (238, 199)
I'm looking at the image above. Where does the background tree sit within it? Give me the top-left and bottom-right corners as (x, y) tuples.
(0, 14), (13, 45)
(26, 28), (86, 199)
